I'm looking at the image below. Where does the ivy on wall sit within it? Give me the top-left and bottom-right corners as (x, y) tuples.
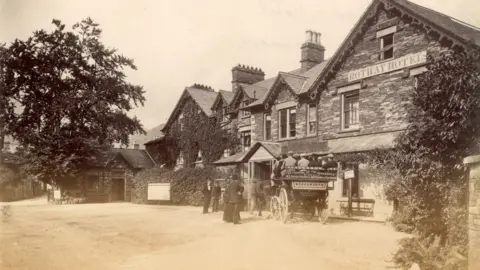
(163, 97), (240, 168)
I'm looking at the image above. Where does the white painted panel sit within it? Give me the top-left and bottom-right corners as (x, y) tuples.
(376, 25), (397, 38)
(148, 183), (170, 201)
(249, 146), (274, 161)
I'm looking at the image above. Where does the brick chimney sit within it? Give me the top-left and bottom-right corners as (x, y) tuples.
(300, 30), (325, 70)
(133, 141), (140, 149)
(231, 64), (265, 94)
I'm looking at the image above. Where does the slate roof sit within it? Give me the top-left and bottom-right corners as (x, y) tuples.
(213, 151), (248, 165)
(393, 0), (480, 47)
(90, 148), (155, 169)
(185, 87), (219, 117)
(219, 90), (235, 104)
(131, 123), (165, 148)
(247, 59), (330, 108)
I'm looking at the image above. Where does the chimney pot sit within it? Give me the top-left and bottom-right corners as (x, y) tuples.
(301, 30), (325, 70)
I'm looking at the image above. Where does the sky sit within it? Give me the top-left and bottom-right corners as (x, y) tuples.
(1, 0), (479, 131)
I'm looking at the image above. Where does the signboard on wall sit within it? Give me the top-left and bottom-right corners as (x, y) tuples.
(53, 189), (61, 199)
(148, 183), (170, 201)
(344, 170), (355, 179)
(347, 50), (427, 82)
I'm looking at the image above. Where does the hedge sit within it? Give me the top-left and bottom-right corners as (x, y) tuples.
(132, 165), (232, 206)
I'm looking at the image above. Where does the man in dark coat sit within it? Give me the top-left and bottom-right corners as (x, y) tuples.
(227, 176), (244, 224)
(211, 180), (222, 212)
(223, 177), (233, 223)
(202, 178), (213, 214)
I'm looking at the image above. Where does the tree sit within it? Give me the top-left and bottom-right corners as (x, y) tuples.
(370, 51), (480, 269)
(1, 18), (146, 186)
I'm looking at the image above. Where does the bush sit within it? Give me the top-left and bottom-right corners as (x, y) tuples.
(163, 166), (229, 206)
(131, 166), (170, 204)
(131, 166), (230, 206)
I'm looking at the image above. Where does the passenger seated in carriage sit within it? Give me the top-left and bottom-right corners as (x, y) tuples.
(297, 153), (310, 168)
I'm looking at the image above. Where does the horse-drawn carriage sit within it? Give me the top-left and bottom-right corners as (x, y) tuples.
(269, 166), (337, 224)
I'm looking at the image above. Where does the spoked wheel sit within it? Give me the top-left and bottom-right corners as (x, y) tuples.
(304, 201), (316, 221)
(269, 196), (280, 220)
(278, 188), (289, 224)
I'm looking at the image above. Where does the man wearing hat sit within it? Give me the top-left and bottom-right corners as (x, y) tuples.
(283, 151), (297, 167)
(298, 153), (310, 168)
(322, 153), (337, 169)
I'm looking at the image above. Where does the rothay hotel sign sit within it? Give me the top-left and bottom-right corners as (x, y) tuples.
(347, 51), (427, 82)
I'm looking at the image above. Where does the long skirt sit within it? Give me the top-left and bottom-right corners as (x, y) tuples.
(223, 202), (233, 222)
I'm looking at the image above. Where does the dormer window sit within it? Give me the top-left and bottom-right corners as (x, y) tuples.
(242, 100), (251, 117)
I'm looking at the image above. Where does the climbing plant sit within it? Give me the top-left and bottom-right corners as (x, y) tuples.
(163, 97), (240, 168)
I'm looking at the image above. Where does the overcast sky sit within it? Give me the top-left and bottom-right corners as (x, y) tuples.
(1, 0), (479, 130)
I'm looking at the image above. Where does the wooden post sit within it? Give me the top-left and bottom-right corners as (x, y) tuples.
(348, 178), (353, 217)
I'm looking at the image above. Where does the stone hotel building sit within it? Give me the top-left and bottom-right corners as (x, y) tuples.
(146, 0), (480, 220)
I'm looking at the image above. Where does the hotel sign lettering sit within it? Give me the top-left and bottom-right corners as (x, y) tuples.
(347, 51), (427, 82)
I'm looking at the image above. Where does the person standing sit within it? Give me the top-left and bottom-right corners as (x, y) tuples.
(202, 178), (213, 214)
(211, 180), (221, 212)
(223, 177), (233, 222)
(227, 175), (244, 224)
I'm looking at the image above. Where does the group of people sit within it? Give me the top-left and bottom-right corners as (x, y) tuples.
(202, 175), (244, 225)
(271, 152), (337, 178)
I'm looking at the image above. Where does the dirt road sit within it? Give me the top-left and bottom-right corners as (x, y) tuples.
(1, 197), (406, 270)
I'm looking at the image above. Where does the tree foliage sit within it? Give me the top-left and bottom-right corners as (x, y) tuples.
(162, 97), (240, 168)
(367, 51), (480, 269)
(0, 18), (145, 185)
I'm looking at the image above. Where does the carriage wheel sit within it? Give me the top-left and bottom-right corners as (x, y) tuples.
(304, 202), (316, 221)
(269, 196), (280, 220)
(278, 188), (289, 224)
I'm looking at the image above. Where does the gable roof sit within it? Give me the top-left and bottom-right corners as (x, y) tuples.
(308, 0), (480, 96)
(394, 0), (480, 47)
(162, 86), (220, 132)
(219, 90), (235, 104)
(247, 59), (330, 108)
(211, 90), (235, 110)
(185, 87), (218, 116)
(130, 123), (165, 148)
(90, 148), (155, 169)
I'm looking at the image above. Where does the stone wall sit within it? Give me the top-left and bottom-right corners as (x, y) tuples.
(464, 155), (480, 270)
(319, 8), (444, 140)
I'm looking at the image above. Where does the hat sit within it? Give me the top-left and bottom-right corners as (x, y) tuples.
(327, 153), (334, 158)
(300, 153), (306, 157)
(288, 151), (294, 155)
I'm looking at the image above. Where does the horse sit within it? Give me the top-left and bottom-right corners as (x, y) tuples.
(251, 180), (273, 217)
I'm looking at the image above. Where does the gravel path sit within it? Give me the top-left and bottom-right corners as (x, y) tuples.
(0, 197), (406, 270)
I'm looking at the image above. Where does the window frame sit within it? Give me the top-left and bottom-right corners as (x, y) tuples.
(178, 113), (184, 131)
(278, 107), (297, 140)
(177, 151), (184, 165)
(264, 113), (272, 140)
(240, 130), (251, 152)
(307, 103), (317, 136)
(86, 174), (100, 191)
(379, 33), (394, 60)
(242, 100), (251, 118)
(341, 90), (360, 131)
(222, 106), (228, 122)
